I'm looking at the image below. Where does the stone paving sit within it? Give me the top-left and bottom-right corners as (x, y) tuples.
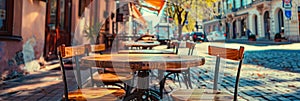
(189, 42), (300, 101)
(0, 70), (78, 101)
(0, 42), (300, 101)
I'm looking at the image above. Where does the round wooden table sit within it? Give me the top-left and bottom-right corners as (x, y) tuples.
(81, 54), (205, 70)
(123, 41), (160, 49)
(81, 54), (205, 100)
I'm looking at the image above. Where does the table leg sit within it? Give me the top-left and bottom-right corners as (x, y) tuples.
(123, 70), (161, 100)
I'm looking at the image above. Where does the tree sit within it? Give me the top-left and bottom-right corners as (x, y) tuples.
(166, 0), (218, 40)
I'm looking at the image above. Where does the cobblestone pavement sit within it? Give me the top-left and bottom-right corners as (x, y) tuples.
(0, 70), (78, 101)
(188, 42), (300, 101)
(0, 42), (299, 101)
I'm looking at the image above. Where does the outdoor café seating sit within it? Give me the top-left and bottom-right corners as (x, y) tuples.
(84, 44), (134, 94)
(57, 44), (125, 100)
(56, 41), (206, 100)
(159, 41), (196, 96)
(170, 45), (245, 101)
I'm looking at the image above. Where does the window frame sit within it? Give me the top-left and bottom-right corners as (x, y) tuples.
(0, 0), (13, 36)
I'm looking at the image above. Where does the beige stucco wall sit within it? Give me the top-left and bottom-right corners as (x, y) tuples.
(224, 0), (299, 40)
(72, 0), (116, 46)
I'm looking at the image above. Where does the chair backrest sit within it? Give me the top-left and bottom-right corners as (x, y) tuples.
(208, 45), (244, 101)
(84, 44), (105, 55)
(186, 42), (196, 55)
(57, 44), (86, 100)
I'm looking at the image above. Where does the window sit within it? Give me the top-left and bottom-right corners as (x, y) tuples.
(0, 0), (13, 35)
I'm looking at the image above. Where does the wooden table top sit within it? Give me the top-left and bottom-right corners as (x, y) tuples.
(118, 49), (175, 54)
(124, 41), (160, 47)
(81, 54), (205, 70)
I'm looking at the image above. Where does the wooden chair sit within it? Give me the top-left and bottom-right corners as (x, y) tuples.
(84, 44), (133, 93)
(170, 45), (245, 101)
(57, 44), (125, 101)
(159, 42), (196, 97)
(57, 44), (86, 88)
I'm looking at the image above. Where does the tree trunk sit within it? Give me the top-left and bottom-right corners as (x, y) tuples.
(178, 25), (183, 41)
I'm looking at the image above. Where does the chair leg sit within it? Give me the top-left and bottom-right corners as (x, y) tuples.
(89, 68), (94, 87)
(176, 73), (181, 88)
(182, 73), (189, 89)
(159, 72), (173, 98)
(187, 70), (193, 89)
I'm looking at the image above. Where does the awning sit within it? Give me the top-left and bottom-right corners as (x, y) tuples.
(129, 2), (146, 24)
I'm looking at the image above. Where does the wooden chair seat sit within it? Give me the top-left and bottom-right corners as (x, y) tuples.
(66, 88), (125, 101)
(93, 73), (133, 83)
(165, 68), (189, 73)
(170, 89), (233, 101)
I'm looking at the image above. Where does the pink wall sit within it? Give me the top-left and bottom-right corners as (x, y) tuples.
(1, 1), (47, 80)
(1, 0), (117, 80)
(21, 0), (47, 59)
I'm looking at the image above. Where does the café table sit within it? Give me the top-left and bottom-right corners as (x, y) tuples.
(80, 54), (205, 100)
(118, 49), (175, 54)
(123, 41), (160, 49)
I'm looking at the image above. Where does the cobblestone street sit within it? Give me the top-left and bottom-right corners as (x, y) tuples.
(189, 42), (300, 101)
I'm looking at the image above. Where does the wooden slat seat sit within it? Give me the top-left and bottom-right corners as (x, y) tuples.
(93, 73), (133, 83)
(170, 89), (233, 101)
(66, 88), (125, 101)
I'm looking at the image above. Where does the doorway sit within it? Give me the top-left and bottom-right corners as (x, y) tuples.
(44, 0), (72, 60)
(232, 20), (237, 39)
(264, 11), (270, 40)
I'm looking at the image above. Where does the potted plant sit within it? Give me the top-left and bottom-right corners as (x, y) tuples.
(274, 33), (281, 42)
(248, 34), (256, 41)
(84, 23), (102, 44)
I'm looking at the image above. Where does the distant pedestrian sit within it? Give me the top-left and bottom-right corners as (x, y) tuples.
(246, 29), (252, 37)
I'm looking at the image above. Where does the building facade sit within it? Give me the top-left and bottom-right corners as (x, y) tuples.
(204, 0), (299, 40)
(0, 0), (116, 80)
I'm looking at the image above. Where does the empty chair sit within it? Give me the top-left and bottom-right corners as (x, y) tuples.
(170, 45), (245, 101)
(84, 44), (133, 95)
(57, 44), (125, 100)
(159, 41), (196, 98)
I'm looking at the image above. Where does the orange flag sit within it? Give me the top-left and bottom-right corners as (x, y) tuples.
(144, 0), (165, 13)
(129, 2), (146, 24)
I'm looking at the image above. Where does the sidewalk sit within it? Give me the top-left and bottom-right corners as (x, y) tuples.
(0, 70), (78, 101)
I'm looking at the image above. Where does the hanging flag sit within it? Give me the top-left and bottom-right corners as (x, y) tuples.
(142, 0), (165, 14)
(129, 2), (146, 24)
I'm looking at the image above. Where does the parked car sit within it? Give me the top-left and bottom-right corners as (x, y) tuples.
(191, 32), (208, 42)
(206, 31), (226, 41)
